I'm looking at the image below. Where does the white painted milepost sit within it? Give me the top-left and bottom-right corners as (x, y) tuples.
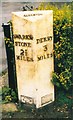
(12, 10), (54, 108)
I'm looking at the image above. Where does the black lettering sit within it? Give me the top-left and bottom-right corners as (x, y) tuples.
(40, 38), (43, 43)
(19, 42), (21, 46)
(37, 56), (42, 61)
(37, 56), (43, 61)
(28, 43), (31, 47)
(16, 55), (20, 60)
(50, 53), (53, 57)
(50, 36), (52, 40)
(23, 43), (28, 47)
(30, 35), (33, 40)
(20, 49), (24, 56)
(22, 35), (25, 40)
(14, 42), (31, 47)
(18, 42), (20, 46)
(16, 55), (34, 62)
(36, 39), (39, 44)
(41, 56), (43, 60)
(20, 56), (22, 60)
(27, 57), (34, 62)
(36, 36), (52, 44)
(21, 42), (24, 46)
(43, 45), (48, 51)
(43, 37), (47, 42)
(24, 14), (42, 17)
(47, 54), (50, 58)
(27, 35), (30, 39)
(25, 49), (27, 56)
(47, 36), (52, 40)
(30, 58), (33, 62)
(37, 52), (53, 61)
(43, 54), (46, 59)
(26, 35), (28, 39)
(18, 35), (21, 39)
(15, 42), (18, 46)
(13, 34), (33, 40)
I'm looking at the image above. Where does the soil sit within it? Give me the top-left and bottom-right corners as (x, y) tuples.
(1, 102), (73, 119)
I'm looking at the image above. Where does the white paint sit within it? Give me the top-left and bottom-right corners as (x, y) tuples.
(12, 10), (54, 108)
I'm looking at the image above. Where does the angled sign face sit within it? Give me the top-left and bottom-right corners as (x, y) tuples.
(12, 10), (54, 108)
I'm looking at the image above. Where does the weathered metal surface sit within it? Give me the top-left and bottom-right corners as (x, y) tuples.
(12, 10), (54, 108)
